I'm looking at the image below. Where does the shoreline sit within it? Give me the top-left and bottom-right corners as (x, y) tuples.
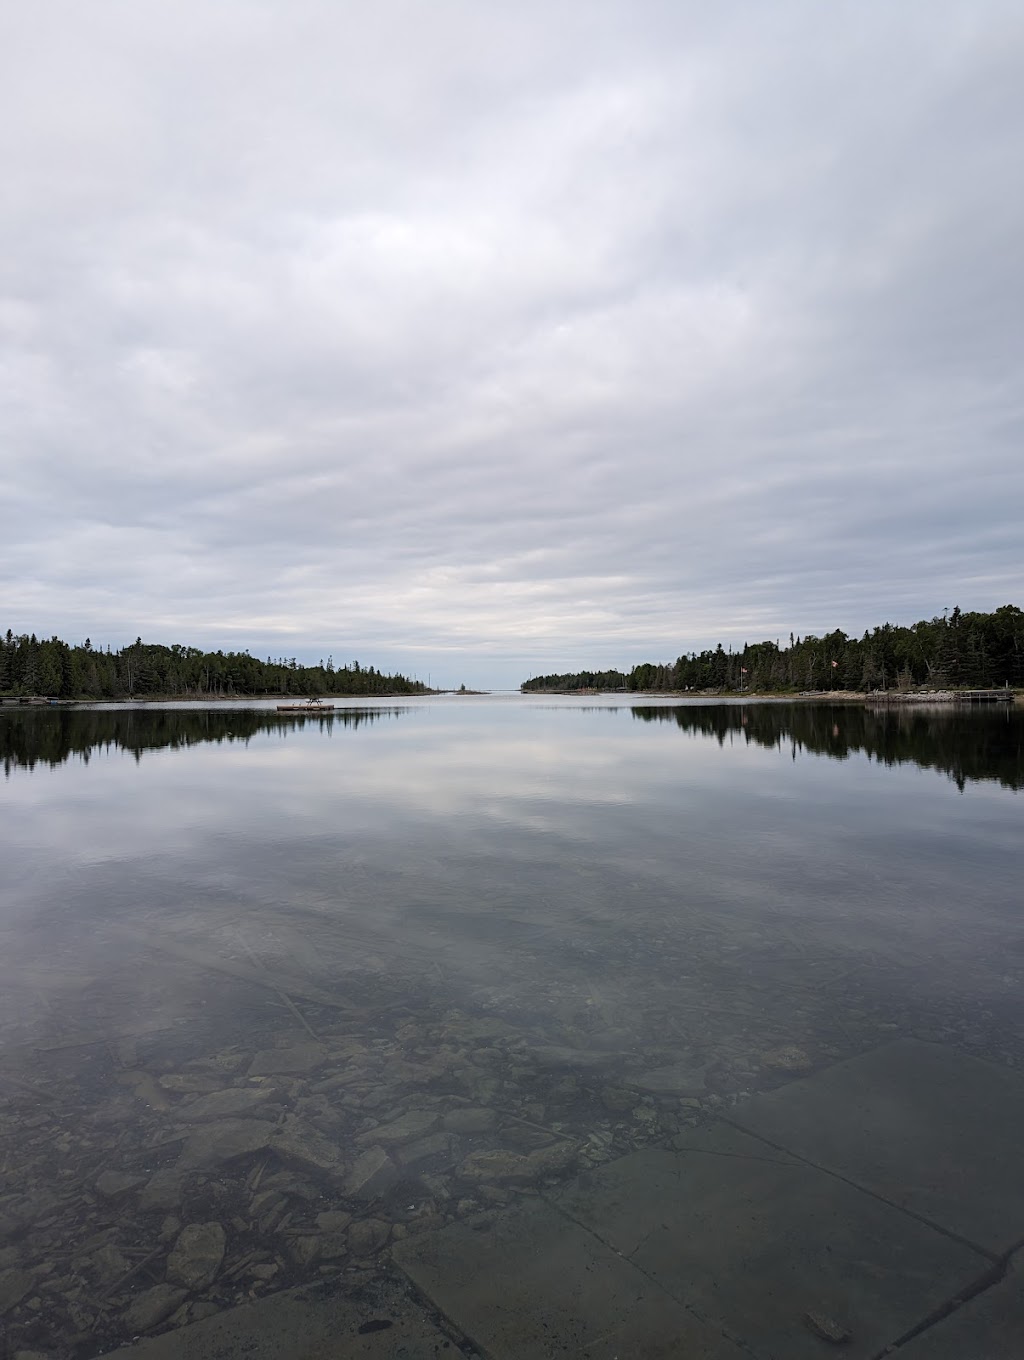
(523, 687), (1021, 705)
(4, 688), (1021, 708)
(0, 690), (437, 707)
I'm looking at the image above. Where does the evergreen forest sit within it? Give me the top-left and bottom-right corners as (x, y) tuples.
(521, 605), (1024, 693)
(0, 631), (430, 700)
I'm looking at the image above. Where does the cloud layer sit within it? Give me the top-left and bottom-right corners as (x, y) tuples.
(3, 1), (1022, 686)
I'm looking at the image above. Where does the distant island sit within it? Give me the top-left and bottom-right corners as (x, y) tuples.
(521, 605), (1024, 694)
(0, 631), (431, 700)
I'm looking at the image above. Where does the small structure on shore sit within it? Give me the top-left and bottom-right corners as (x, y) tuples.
(865, 689), (1013, 706)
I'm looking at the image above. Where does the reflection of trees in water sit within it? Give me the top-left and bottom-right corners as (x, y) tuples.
(632, 703), (1023, 792)
(1, 707), (403, 775)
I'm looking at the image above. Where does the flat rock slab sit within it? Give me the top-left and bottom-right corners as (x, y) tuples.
(894, 1251), (1024, 1359)
(729, 1038), (1024, 1255)
(107, 1276), (453, 1359)
(554, 1131), (990, 1360)
(393, 1197), (748, 1359)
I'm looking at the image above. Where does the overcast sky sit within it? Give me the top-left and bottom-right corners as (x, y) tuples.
(2, 2), (1022, 688)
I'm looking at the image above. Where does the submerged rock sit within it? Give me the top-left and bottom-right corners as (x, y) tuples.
(166, 1221), (226, 1291)
(0, 1267), (35, 1315)
(249, 1189), (288, 1235)
(357, 1109), (439, 1148)
(286, 1234), (322, 1268)
(315, 1210), (352, 1233)
(248, 1043), (325, 1077)
(91, 1244), (132, 1283)
(803, 1310), (851, 1343)
(397, 1132), (455, 1172)
(761, 1045), (813, 1074)
(158, 1073), (226, 1095)
(530, 1045), (616, 1071)
(272, 1117), (343, 1177)
(178, 1086), (279, 1122)
(459, 1142), (577, 1185)
(348, 1218), (390, 1257)
(138, 1168), (188, 1214)
(345, 1146), (399, 1201)
(601, 1086), (635, 1113)
(442, 1107), (497, 1134)
(633, 1063), (708, 1096)
(122, 1284), (187, 1334)
(178, 1119), (273, 1168)
(94, 1170), (148, 1201)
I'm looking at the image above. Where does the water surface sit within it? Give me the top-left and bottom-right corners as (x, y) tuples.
(0, 697), (1021, 1354)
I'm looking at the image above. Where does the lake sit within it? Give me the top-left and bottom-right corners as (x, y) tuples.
(1, 696), (1021, 1355)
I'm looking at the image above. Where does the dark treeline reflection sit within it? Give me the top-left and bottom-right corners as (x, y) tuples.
(1, 706), (402, 775)
(632, 703), (1024, 792)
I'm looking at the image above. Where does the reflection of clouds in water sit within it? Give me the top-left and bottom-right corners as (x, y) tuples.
(1, 701), (1021, 1048)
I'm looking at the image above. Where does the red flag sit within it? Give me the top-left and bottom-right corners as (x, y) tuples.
(741, 667), (748, 673)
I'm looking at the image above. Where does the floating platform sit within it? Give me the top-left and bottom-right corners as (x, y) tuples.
(275, 703), (335, 712)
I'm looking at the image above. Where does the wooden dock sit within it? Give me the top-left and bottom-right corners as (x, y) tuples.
(866, 689), (1014, 706)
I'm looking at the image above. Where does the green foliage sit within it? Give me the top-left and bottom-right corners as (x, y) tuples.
(520, 667), (629, 692)
(0, 629), (429, 700)
(520, 606), (1024, 693)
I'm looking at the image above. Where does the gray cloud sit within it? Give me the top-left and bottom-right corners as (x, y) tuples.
(2, 1), (1022, 687)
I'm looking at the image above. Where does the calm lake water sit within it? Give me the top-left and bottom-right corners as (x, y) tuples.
(1, 696), (1021, 1355)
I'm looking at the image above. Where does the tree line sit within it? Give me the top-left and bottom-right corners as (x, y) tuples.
(522, 605), (1024, 693)
(0, 631), (431, 699)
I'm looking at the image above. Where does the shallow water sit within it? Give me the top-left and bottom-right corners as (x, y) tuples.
(0, 697), (1021, 1355)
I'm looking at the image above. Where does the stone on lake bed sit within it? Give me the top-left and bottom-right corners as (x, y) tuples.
(460, 1143), (577, 1185)
(91, 1245), (132, 1283)
(804, 1310), (852, 1343)
(357, 1109), (440, 1147)
(286, 1234), (323, 1268)
(318, 1229), (350, 1260)
(397, 1132), (456, 1172)
(158, 1072), (226, 1095)
(177, 1086), (279, 1122)
(0, 1268), (35, 1316)
(633, 1063), (709, 1096)
(529, 1045), (616, 1071)
(348, 1217), (390, 1257)
(248, 1043), (325, 1077)
(345, 1146), (400, 1201)
(138, 1169), (188, 1214)
(250, 1190), (288, 1235)
(458, 1150), (529, 1184)
(272, 1117), (343, 1176)
(315, 1209), (353, 1233)
(442, 1107), (497, 1134)
(94, 1170), (148, 1201)
(178, 1119), (273, 1168)
(122, 1283), (188, 1334)
(601, 1086), (635, 1113)
(166, 1221), (226, 1291)
(761, 1045), (813, 1073)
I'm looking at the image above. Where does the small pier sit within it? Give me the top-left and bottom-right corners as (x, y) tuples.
(866, 688), (1014, 706)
